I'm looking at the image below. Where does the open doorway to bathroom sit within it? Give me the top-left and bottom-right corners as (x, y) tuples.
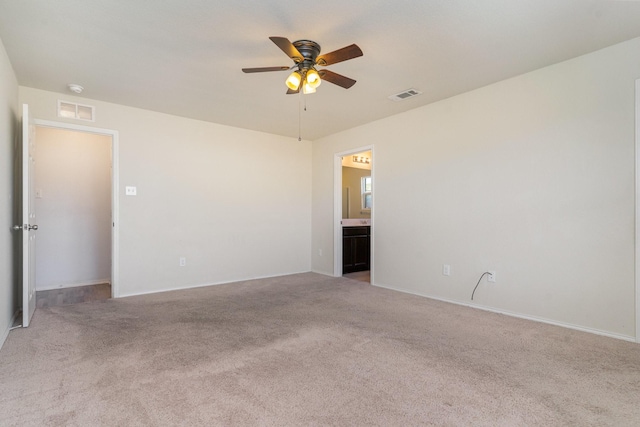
(340, 149), (372, 284)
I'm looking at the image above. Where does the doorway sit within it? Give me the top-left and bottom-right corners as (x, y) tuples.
(334, 146), (374, 284)
(33, 119), (119, 299)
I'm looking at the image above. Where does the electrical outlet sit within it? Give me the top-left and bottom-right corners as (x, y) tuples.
(488, 271), (496, 283)
(442, 264), (451, 276)
(179, 257), (186, 267)
(125, 186), (137, 196)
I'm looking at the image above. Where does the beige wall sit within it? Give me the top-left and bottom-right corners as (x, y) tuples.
(342, 166), (371, 219)
(312, 37), (640, 339)
(20, 87), (312, 297)
(35, 127), (112, 290)
(0, 37), (18, 347)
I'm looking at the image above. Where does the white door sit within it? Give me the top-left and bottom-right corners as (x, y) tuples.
(21, 104), (37, 327)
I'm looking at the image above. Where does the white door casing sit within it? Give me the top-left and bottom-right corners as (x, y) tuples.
(32, 119), (120, 298)
(333, 145), (374, 283)
(635, 79), (640, 343)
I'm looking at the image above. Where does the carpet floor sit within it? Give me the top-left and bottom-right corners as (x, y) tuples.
(36, 283), (111, 309)
(1, 273), (639, 426)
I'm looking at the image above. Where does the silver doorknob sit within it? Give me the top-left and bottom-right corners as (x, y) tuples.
(12, 225), (23, 231)
(28, 224), (38, 231)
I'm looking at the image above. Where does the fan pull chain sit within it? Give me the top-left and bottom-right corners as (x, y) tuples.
(297, 91), (309, 142)
(298, 90), (302, 141)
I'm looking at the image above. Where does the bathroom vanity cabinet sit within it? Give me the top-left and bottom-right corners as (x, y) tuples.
(342, 226), (370, 273)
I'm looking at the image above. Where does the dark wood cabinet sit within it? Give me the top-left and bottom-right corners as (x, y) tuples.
(343, 226), (370, 273)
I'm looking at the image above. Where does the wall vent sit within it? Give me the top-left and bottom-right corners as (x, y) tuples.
(388, 88), (422, 101)
(57, 100), (95, 122)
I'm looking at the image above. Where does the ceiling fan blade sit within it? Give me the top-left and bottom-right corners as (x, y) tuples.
(316, 44), (363, 66)
(242, 66), (290, 73)
(269, 36), (304, 62)
(286, 87), (300, 95)
(318, 69), (357, 89)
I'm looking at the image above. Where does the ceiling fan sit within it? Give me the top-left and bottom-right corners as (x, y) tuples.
(242, 36), (363, 94)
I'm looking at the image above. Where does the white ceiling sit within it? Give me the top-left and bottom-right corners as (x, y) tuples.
(2, 0), (640, 140)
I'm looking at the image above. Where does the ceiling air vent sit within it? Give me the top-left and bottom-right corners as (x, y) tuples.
(388, 88), (422, 102)
(57, 100), (95, 122)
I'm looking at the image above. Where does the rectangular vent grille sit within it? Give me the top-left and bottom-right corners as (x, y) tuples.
(57, 100), (95, 122)
(388, 88), (422, 101)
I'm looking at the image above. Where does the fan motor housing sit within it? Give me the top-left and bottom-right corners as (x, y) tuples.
(293, 40), (321, 69)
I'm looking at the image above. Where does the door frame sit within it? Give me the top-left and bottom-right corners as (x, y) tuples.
(33, 119), (120, 298)
(635, 79), (640, 343)
(333, 145), (374, 283)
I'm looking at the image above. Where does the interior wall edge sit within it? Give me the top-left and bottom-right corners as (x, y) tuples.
(635, 77), (640, 343)
(0, 35), (19, 351)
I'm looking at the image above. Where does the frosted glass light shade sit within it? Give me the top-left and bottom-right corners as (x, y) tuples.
(302, 82), (316, 94)
(285, 71), (302, 90)
(306, 69), (321, 89)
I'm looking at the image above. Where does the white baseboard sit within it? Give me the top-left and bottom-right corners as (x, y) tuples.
(1, 310), (21, 351)
(311, 269), (335, 277)
(373, 282), (637, 344)
(117, 270), (312, 299)
(36, 278), (111, 292)
(1, 320), (10, 351)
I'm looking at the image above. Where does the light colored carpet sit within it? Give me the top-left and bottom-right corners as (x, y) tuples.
(1, 273), (639, 426)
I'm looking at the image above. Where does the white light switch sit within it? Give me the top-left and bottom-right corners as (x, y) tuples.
(125, 186), (137, 196)
(443, 264), (451, 276)
(35, 189), (43, 198)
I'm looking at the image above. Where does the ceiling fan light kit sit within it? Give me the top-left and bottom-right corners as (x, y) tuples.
(305, 69), (321, 89)
(302, 82), (316, 94)
(285, 71), (302, 90)
(242, 36), (362, 94)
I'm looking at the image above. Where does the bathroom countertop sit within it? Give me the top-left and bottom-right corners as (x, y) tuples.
(342, 219), (371, 227)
